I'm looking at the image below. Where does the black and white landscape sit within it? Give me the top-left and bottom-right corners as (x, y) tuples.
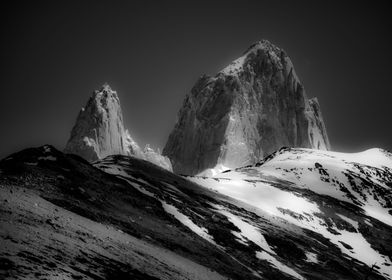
(1, 2), (391, 280)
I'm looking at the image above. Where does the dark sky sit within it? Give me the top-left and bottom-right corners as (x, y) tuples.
(0, 0), (391, 158)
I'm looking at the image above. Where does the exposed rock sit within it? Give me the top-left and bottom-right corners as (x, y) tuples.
(64, 83), (138, 162)
(124, 129), (144, 159)
(163, 40), (330, 175)
(64, 84), (172, 171)
(143, 144), (173, 171)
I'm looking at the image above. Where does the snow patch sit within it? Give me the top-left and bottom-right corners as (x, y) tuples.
(198, 164), (230, 177)
(213, 205), (304, 280)
(336, 214), (358, 229)
(305, 252), (318, 264)
(221, 55), (246, 75)
(214, 205), (272, 253)
(191, 176), (319, 217)
(162, 202), (216, 244)
(364, 219), (373, 227)
(38, 156), (56, 161)
(128, 180), (155, 198)
(256, 251), (305, 280)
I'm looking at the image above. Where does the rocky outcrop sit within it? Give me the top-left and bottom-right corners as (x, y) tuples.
(64, 84), (138, 162)
(64, 84), (172, 171)
(143, 144), (173, 171)
(308, 97), (330, 149)
(163, 40), (330, 175)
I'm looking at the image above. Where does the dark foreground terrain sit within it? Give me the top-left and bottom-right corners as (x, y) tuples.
(0, 145), (391, 279)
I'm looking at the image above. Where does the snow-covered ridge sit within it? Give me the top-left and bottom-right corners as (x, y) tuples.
(190, 147), (392, 278)
(256, 147), (392, 170)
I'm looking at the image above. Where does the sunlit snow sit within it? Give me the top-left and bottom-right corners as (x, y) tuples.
(191, 147), (392, 277)
(161, 202), (216, 245)
(214, 205), (304, 280)
(256, 251), (305, 280)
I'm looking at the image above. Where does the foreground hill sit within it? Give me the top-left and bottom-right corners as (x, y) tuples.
(0, 145), (391, 279)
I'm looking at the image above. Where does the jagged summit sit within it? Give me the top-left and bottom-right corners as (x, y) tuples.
(64, 84), (172, 171)
(100, 82), (112, 91)
(163, 40), (330, 175)
(248, 38), (275, 48)
(64, 84), (134, 162)
(91, 83), (117, 99)
(92, 83), (117, 97)
(219, 39), (289, 76)
(240, 39), (283, 61)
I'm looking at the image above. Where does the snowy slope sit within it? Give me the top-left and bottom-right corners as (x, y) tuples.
(258, 148), (392, 225)
(1, 145), (392, 279)
(190, 147), (392, 279)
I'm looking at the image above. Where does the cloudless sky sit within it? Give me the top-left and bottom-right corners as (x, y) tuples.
(0, 0), (391, 158)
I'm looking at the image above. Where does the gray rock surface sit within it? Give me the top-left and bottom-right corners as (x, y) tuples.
(163, 40), (330, 175)
(64, 84), (139, 162)
(143, 144), (173, 171)
(64, 84), (172, 171)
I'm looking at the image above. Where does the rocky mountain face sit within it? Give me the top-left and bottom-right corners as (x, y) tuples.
(64, 84), (172, 171)
(1, 145), (391, 279)
(64, 84), (141, 162)
(163, 40), (330, 175)
(143, 144), (173, 171)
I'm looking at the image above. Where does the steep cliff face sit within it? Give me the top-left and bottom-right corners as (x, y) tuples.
(163, 40), (330, 175)
(64, 84), (139, 162)
(308, 97), (330, 149)
(64, 84), (172, 171)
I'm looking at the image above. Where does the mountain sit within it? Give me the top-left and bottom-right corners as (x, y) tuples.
(64, 83), (142, 161)
(1, 145), (391, 279)
(163, 40), (330, 175)
(64, 84), (172, 171)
